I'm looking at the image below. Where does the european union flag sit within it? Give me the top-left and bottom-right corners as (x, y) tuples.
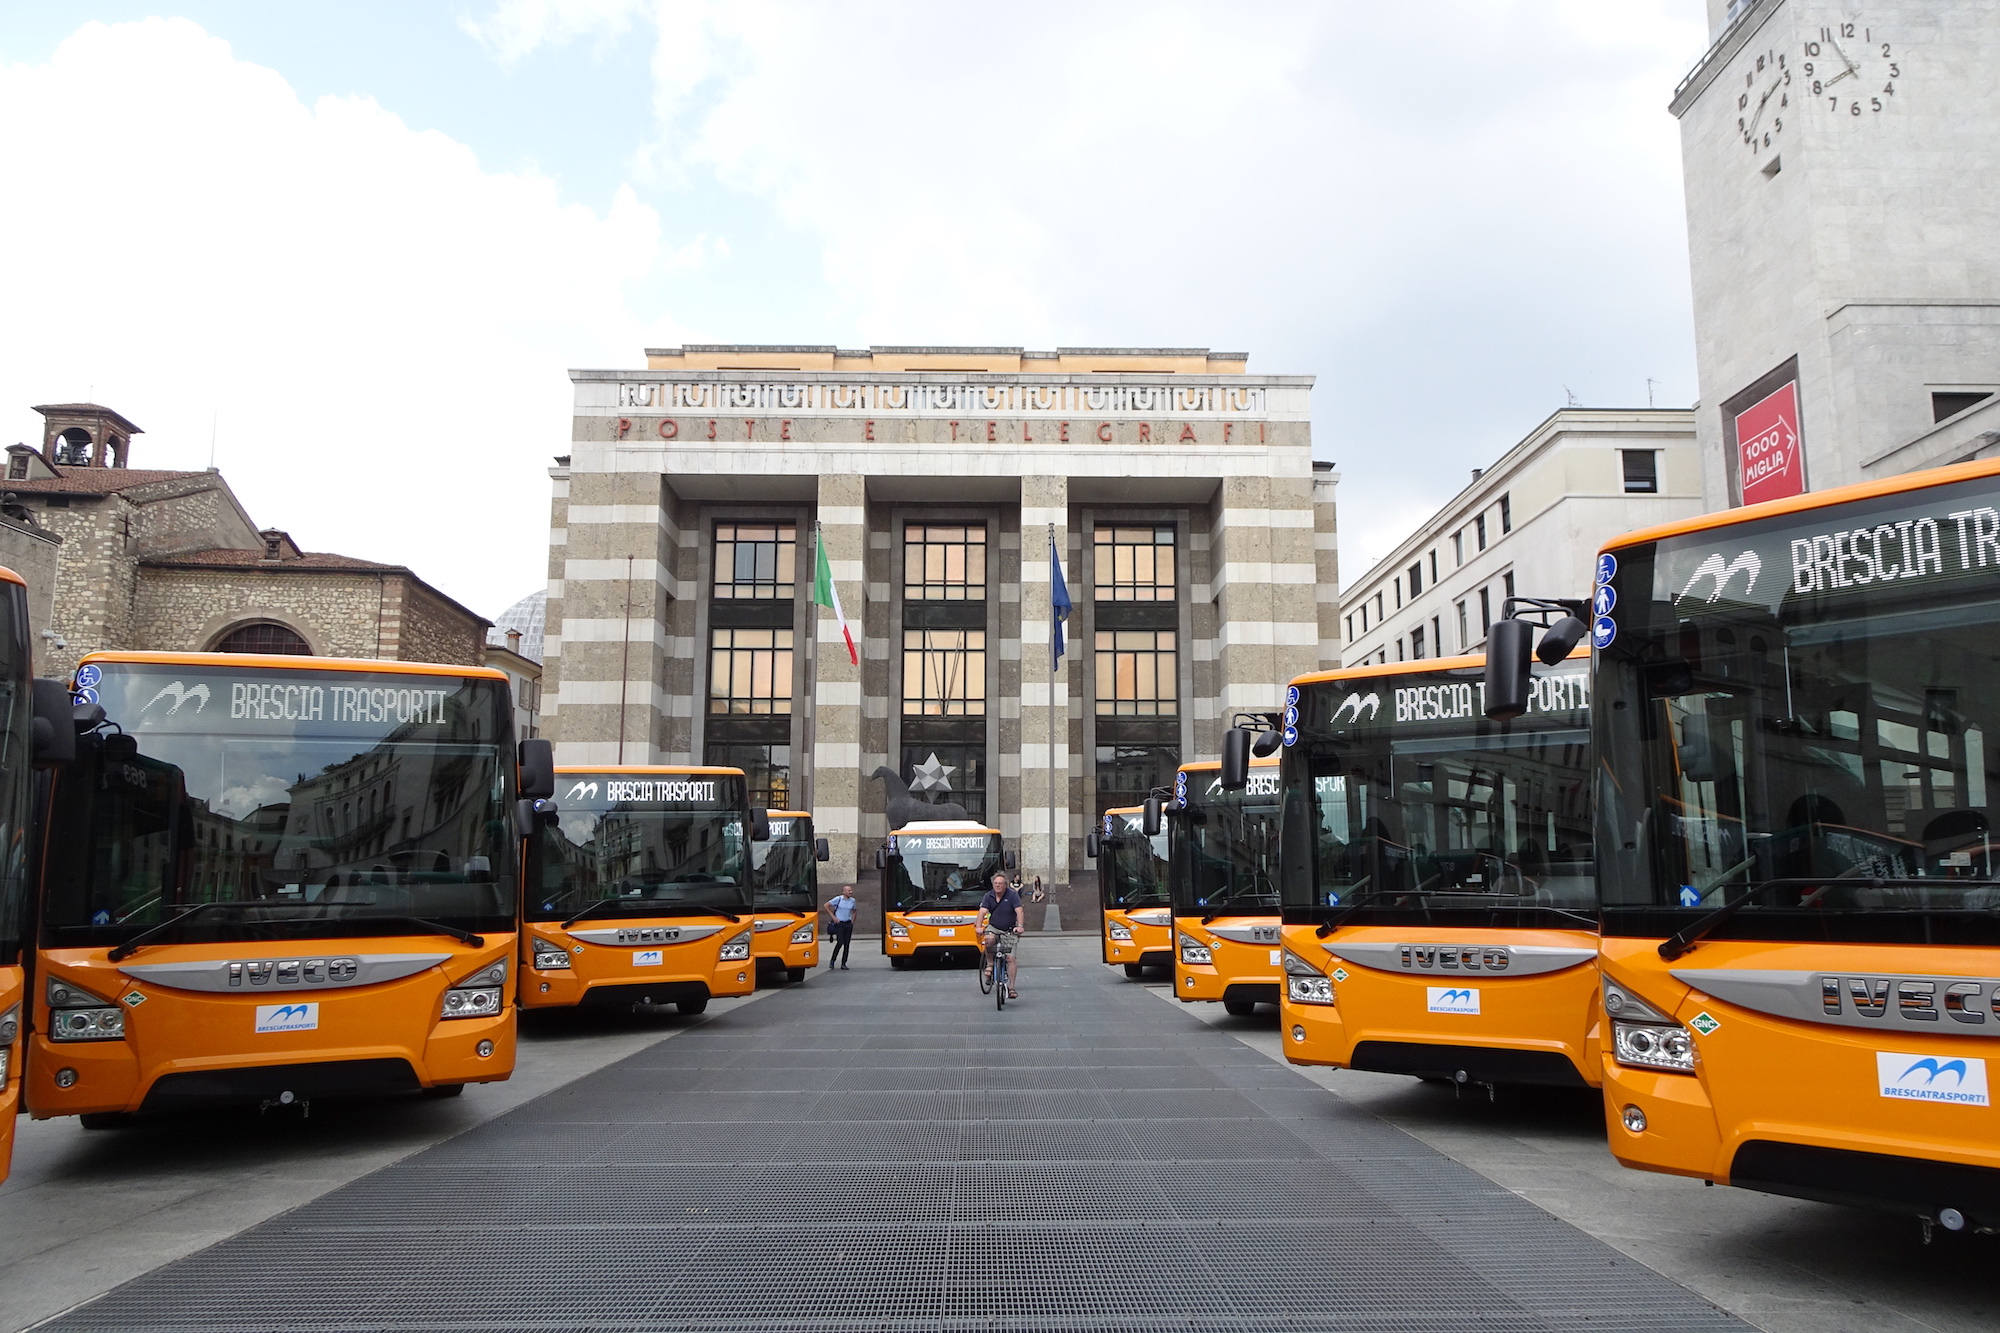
(1050, 539), (1072, 669)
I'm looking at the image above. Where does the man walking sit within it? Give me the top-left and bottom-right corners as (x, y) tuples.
(824, 885), (858, 970)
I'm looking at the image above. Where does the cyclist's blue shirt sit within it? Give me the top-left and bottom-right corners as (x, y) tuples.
(980, 887), (1022, 932)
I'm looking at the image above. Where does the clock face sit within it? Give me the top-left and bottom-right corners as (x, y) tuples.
(1802, 20), (1900, 118)
(1733, 45), (1792, 163)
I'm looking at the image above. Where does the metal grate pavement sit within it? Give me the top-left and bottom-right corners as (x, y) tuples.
(42, 953), (1752, 1332)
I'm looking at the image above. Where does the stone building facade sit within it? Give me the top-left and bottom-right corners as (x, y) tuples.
(7, 403), (491, 676)
(541, 345), (1337, 928)
(1673, 1), (2000, 506)
(1342, 409), (1701, 665)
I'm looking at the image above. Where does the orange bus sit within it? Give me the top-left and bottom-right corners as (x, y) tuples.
(1271, 652), (1600, 1090)
(2, 567), (72, 1178)
(1553, 455), (2000, 1231)
(1088, 805), (1172, 977)
(28, 651), (542, 1126)
(751, 809), (826, 984)
(1172, 756), (1282, 1014)
(522, 767), (761, 1015)
(878, 820), (1014, 968)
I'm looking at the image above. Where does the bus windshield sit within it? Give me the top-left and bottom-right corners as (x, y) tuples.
(0, 584), (30, 967)
(43, 661), (515, 945)
(1171, 768), (1281, 916)
(1100, 812), (1169, 909)
(1596, 469), (2000, 946)
(886, 831), (1003, 912)
(753, 815), (817, 912)
(533, 771), (752, 921)
(1280, 663), (1593, 927)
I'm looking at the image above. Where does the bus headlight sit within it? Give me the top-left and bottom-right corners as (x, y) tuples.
(531, 942), (572, 970)
(790, 923), (815, 943)
(719, 930), (753, 962)
(1612, 1022), (1695, 1072)
(47, 978), (124, 1042)
(1178, 934), (1212, 966)
(889, 922), (910, 939)
(1288, 975), (1335, 1006)
(442, 961), (507, 1020)
(1107, 922), (1133, 941)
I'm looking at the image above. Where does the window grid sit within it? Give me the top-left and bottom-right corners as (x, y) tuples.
(904, 524), (987, 600)
(1093, 526), (1175, 601)
(1095, 630), (1178, 717)
(712, 523), (797, 600)
(902, 629), (987, 715)
(215, 622), (310, 655)
(708, 627), (795, 714)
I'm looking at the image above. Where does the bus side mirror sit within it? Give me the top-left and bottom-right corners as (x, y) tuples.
(1085, 832), (1101, 859)
(1142, 797), (1163, 838)
(1251, 729), (1283, 758)
(750, 808), (771, 842)
(1484, 619), (1535, 720)
(875, 846), (888, 870)
(1678, 711), (1735, 783)
(518, 738), (555, 800)
(515, 798), (558, 837)
(1219, 727), (1252, 791)
(815, 837), (830, 863)
(1537, 615), (1589, 665)
(32, 679), (75, 767)
(1003, 849), (1018, 871)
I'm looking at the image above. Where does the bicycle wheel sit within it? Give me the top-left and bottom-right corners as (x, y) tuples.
(996, 954), (1007, 1010)
(978, 945), (994, 995)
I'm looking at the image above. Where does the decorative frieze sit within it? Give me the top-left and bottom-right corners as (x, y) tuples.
(615, 380), (1267, 417)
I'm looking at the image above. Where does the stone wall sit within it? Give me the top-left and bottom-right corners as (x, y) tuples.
(398, 577), (486, 666)
(0, 517), (63, 675)
(30, 496), (139, 676)
(131, 567), (385, 657)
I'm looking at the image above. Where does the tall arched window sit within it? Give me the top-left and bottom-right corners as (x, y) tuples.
(213, 622), (310, 655)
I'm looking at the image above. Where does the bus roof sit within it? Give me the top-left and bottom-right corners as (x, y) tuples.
(1286, 642), (1589, 690)
(1600, 453), (2000, 555)
(890, 819), (1001, 837)
(768, 809), (811, 819)
(0, 565), (24, 589)
(77, 650), (509, 681)
(1178, 755), (1279, 774)
(1102, 805), (1144, 817)
(555, 765), (748, 776)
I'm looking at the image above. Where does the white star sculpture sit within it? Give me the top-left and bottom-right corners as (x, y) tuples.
(909, 752), (957, 794)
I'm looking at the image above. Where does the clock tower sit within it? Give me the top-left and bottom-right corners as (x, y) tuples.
(1672, 0), (2000, 508)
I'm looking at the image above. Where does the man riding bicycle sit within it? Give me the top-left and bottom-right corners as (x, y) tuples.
(977, 871), (1024, 1000)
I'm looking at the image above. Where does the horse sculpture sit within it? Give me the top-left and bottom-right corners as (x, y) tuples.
(868, 765), (969, 827)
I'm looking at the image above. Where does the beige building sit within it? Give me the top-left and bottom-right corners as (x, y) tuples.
(8, 403), (494, 676)
(1342, 409), (1699, 665)
(1673, 1), (2000, 505)
(542, 345), (1337, 926)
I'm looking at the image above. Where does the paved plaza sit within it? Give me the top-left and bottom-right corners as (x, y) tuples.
(3, 940), (1993, 1333)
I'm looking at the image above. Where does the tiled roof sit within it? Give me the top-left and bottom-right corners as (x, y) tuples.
(5, 467), (209, 495)
(143, 548), (401, 572)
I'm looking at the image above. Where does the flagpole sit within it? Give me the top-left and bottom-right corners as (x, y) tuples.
(1048, 523), (1059, 910)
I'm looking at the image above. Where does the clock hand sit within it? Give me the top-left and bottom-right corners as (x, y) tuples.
(1822, 65), (1854, 90)
(1826, 36), (1860, 76)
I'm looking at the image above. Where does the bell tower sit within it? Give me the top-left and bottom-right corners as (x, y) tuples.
(32, 403), (143, 468)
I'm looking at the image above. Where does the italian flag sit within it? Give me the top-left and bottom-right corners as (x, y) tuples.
(813, 523), (859, 666)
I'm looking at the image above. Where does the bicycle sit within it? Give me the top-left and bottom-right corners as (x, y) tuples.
(980, 929), (1016, 1009)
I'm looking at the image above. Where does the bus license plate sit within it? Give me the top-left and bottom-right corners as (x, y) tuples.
(938, 928), (956, 937)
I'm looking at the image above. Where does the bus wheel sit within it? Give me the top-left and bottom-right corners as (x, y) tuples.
(1123, 964), (1146, 979)
(889, 956), (910, 970)
(422, 1083), (466, 1099)
(1223, 997), (1257, 1017)
(676, 997), (709, 1015)
(786, 968), (808, 983)
(79, 1112), (135, 1130)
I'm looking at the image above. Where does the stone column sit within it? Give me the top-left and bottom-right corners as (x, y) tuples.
(1312, 467), (1342, 671)
(1213, 474), (1321, 726)
(812, 473), (867, 882)
(1018, 476), (1072, 896)
(546, 467), (668, 766)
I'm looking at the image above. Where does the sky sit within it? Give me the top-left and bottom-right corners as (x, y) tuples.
(0, 2), (1713, 620)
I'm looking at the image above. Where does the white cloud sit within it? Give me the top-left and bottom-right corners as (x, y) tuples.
(214, 772), (292, 819)
(0, 18), (672, 617)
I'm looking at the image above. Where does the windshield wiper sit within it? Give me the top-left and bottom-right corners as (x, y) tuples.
(368, 915), (484, 947)
(107, 902), (252, 961)
(1200, 889), (1278, 925)
(1313, 880), (1388, 936)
